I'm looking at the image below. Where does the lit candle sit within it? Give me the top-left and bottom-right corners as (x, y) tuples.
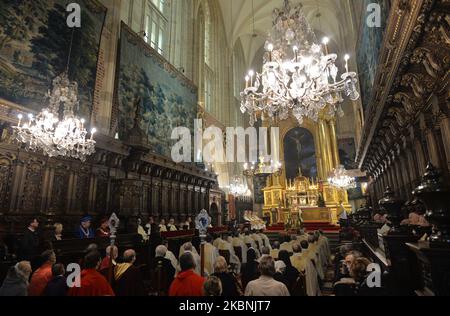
(248, 70), (254, 87)
(17, 114), (23, 127)
(90, 128), (97, 140)
(322, 37), (329, 55)
(267, 43), (274, 62)
(344, 54), (350, 73)
(245, 75), (250, 89)
(80, 118), (85, 130)
(293, 46), (299, 62)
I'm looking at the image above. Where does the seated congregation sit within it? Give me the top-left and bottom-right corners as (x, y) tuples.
(0, 220), (343, 297)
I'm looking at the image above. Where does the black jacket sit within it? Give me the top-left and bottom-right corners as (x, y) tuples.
(213, 272), (240, 296)
(43, 276), (68, 296)
(19, 229), (39, 261)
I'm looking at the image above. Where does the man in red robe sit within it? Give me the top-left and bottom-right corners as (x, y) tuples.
(99, 245), (118, 275)
(28, 250), (56, 296)
(169, 252), (205, 296)
(68, 251), (115, 296)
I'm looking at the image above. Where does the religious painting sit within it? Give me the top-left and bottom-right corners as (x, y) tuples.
(0, 0), (106, 119)
(356, 0), (391, 111)
(118, 23), (198, 158)
(284, 127), (317, 181)
(338, 138), (358, 170)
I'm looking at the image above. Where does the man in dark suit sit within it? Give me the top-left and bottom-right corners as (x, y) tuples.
(18, 218), (40, 262)
(43, 263), (68, 296)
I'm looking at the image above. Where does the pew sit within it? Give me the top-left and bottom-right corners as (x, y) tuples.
(52, 234), (146, 267)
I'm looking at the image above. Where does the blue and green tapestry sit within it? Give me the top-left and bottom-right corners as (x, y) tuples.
(356, 0), (390, 111)
(0, 0), (106, 119)
(118, 23), (198, 158)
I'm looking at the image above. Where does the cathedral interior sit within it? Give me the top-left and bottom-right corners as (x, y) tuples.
(0, 0), (449, 300)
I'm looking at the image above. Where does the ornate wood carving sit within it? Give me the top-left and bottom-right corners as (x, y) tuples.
(0, 153), (14, 213)
(360, 0), (450, 204)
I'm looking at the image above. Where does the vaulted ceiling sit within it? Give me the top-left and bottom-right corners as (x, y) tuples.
(217, 0), (361, 68)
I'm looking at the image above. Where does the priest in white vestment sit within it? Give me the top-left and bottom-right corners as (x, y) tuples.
(202, 236), (219, 276)
(290, 243), (321, 296)
(244, 233), (261, 257)
(178, 242), (201, 275)
(258, 231), (272, 250)
(216, 235), (241, 273)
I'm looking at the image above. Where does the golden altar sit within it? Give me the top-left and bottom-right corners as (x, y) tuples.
(262, 172), (349, 225)
(259, 114), (352, 226)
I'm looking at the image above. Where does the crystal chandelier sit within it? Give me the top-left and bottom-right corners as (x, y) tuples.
(240, 0), (360, 126)
(228, 176), (250, 197)
(328, 165), (357, 190)
(12, 72), (96, 162)
(243, 157), (283, 178)
(12, 29), (96, 163)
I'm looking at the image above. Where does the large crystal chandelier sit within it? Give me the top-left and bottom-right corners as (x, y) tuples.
(228, 176), (250, 197)
(13, 72), (96, 162)
(12, 31), (96, 162)
(328, 165), (357, 190)
(240, 0), (360, 126)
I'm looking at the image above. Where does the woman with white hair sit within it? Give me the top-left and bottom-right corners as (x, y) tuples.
(0, 261), (32, 296)
(151, 245), (176, 293)
(53, 223), (63, 241)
